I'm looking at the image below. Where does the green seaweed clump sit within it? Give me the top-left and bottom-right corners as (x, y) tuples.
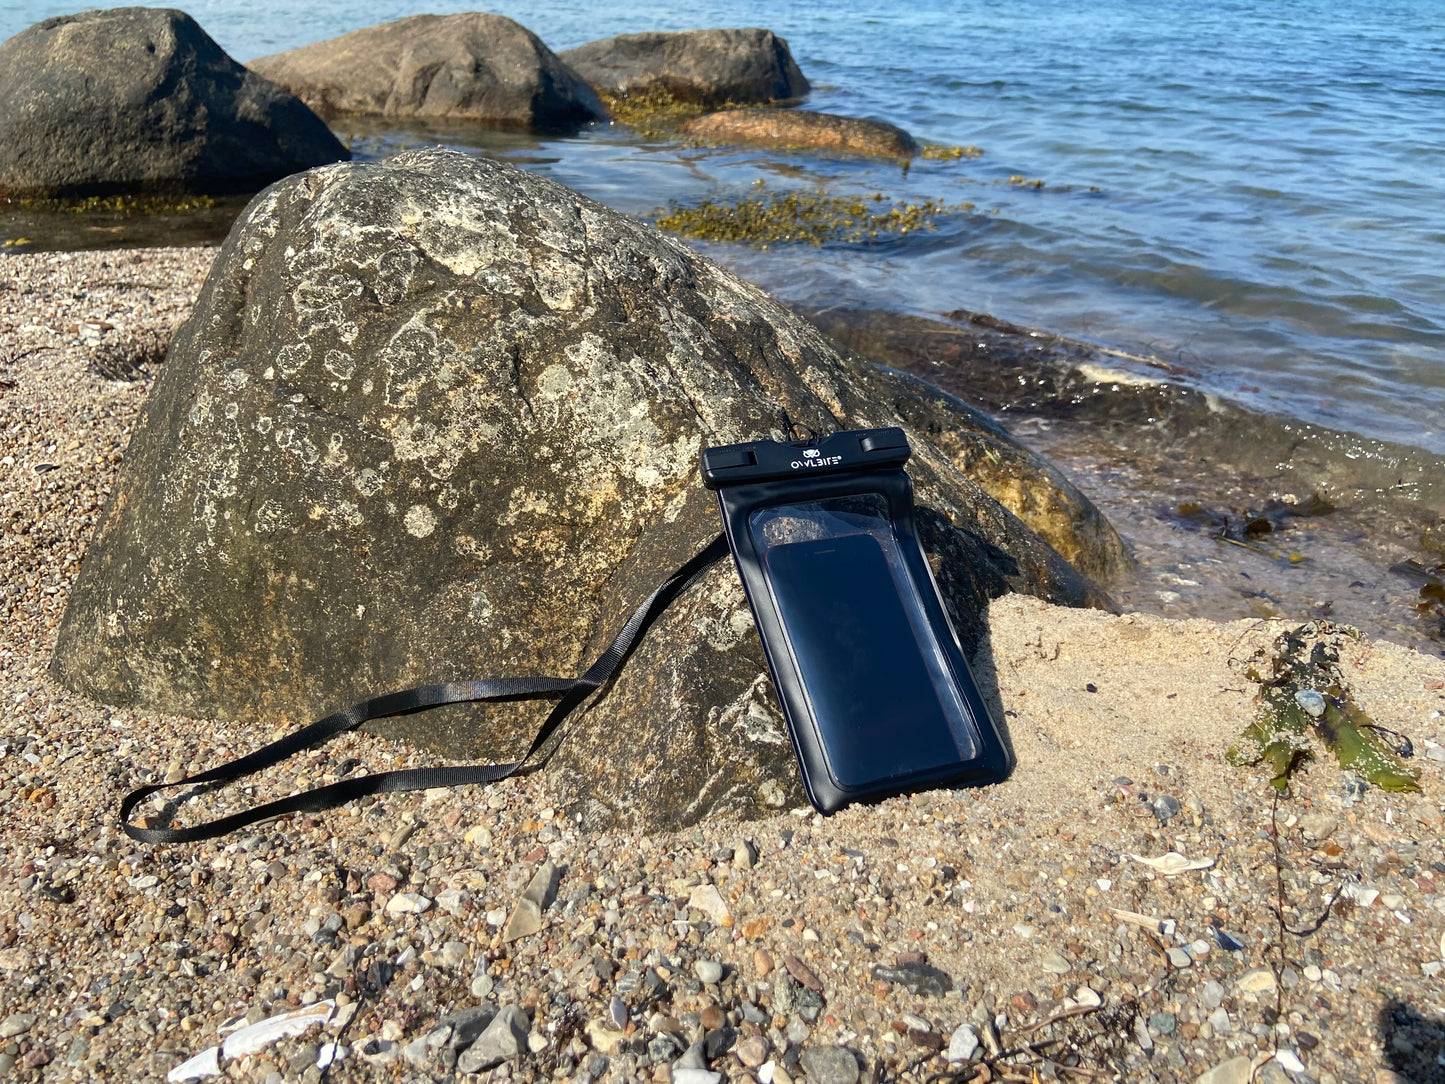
(655, 187), (957, 247)
(1227, 621), (1421, 794)
(920, 142), (984, 160)
(19, 193), (217, 215)
(601, 88), (734, 139)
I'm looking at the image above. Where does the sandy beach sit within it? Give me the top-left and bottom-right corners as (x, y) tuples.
(2, 248), (1443, 1083)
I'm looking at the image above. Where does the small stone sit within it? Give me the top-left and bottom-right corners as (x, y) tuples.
(1040, 951), (1071, 974)
(521, 861), (558, 909)
(1196, 1055), (1253, 1084)
(436, 888), (468, 914)
(1010, 992), (1037, 1012)
(674, 1071), (723, 1084)
(783, 954), (824, 992)
(799, 1044), (859, 1084)
(0, 1013), (36, 1039)
(367, 872), (399, 893)
(1297, 814), (1338, 840)
(1214, 929), (1245, 952)
(586, 1019), (626, 1056)
(1207, 1008), (1232, 1035)
(401, 1036), (432, 1067)
(436, 1006), (497, 1049)
(870, 961), (953, 997)
(502, 898), (543, 942)
(754, 949), (774, 977)
(441, 941), (468, 968)
(700, 1004), (726, 1031)
(1166, 947), (1192, 969)
(688, 884), (733, 926)
(608, 997), (629, 1031)
(1379, 893), (1405, 910)
(384, 892), (431, 915)
(695, 960), (724, 985)
(674, 1041), (709, 1071)
(1200, 980), (1225, 1009)
(1236, 967), (1277, 994)
(945, 1024), (979, 1062)
(1152, 794), (1182, 823)
(458, 1005), (529, 1073)
(734, 839), (759, 870)
(1147, 1011), (1176, 1036)
(736, 1036), (770, 1068)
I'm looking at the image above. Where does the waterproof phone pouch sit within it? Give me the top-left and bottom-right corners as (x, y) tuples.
(702, 427), (1013, 812)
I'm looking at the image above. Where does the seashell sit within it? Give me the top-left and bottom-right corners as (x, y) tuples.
(1126, 851), (1215, 876)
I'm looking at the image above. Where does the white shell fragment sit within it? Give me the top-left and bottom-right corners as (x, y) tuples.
(220, 1000), (335, 1060)
(1293, 689), (1327, 717)
(1127, 851), (1215, 876)
(167, 1045), (220, 1082)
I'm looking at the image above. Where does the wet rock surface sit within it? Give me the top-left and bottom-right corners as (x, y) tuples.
(561, 29), (809, 107)
(52, 149), (1111, 829)
(0, 7), (348, 198)
(247, 13), (605, 127)
(682, 109), (921, 160)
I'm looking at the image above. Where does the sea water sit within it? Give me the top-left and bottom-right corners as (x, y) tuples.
(3, 0), (1444, 648)
(3, 0), (1440, 454)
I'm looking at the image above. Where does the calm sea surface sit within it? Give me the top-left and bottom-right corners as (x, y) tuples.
(4, 0), (1444, 453)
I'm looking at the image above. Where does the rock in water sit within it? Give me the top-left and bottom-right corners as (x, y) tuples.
(53, 148), (1113, 829)
(0, 7), (347, 198)
(681, 109), (920, 159)
(248, 14), (604, 127)
(561, 29), (808, 107)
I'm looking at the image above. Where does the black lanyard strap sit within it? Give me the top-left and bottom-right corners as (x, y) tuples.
(121, 534), (730, 844)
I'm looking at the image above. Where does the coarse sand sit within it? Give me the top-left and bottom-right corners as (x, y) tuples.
(1, 248), (1443, 1083)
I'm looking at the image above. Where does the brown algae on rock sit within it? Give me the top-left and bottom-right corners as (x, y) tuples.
(655, 184), (962, 246)
(599, 87), (729, 138)
(920, 142), (984, 160)
(1227, 621), (1421, 793)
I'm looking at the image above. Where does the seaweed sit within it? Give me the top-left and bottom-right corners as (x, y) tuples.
(599, 88), (736, 139)
(919, 142), (984, 160)
(1390, 557), (1445, 639)
(654, 183), (962, 247)
(1174, 493), (1333, 563)
(1227, 621), (1421, 793)
(18, 193), (217, 214)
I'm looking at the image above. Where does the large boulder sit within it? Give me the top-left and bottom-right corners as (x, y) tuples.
(0, 8), (347, 198)
(560, 28), (808, 107)
(52, 148), (1117, 829)
(247, 14), (605, 127)
(682, 108), (921, 160)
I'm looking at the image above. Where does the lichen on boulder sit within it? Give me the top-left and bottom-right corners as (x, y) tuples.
(53, 148), (1118, 829)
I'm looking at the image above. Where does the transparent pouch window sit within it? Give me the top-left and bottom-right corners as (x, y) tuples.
(747, 495), (980, 790)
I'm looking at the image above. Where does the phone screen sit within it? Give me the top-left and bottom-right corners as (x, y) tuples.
(765, 532), (970, 788)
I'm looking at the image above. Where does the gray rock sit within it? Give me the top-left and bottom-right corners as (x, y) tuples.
(1166, 946), (1193, 969)
(1039, 951), (1072, 974)
(0, 1012), (36, 1038)
(871, 961), (955, 997)
(502, 898), (543, 943)
(1196, 1056), (1252, 1084)
(248, 13), (603, 126)
(1147, 1011), (1176, 1036)
(0, 8), (346, 198)
(457, 1004), (528, 1073)
(436, 1005), (497, 1049)
(945, 1024), (979, 1062)
(682, 109), (919, 159)
(53, 148), (1114, 831)
(799, 1044), (860, 1084)
(1151, 794), (1182, 823)
(695, 959), (723, 984)
(561, 28), (807, 107)
(521, 861), (559, 909)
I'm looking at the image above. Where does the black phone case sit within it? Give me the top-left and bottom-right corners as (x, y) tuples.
(702, 427), (1014, 812)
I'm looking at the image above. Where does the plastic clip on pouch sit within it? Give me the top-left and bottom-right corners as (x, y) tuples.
(702, 426), (1014, 812)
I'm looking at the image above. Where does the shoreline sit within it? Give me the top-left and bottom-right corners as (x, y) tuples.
(1, 247), (1444, 1083)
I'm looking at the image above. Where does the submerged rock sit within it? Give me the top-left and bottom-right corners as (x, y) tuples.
(54, 148), (1113, 829)
(0, 7), (347, 198)
(682, 109), (920, 159)
(561, 29), (808, 107)
(248, 13), (604, 127)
